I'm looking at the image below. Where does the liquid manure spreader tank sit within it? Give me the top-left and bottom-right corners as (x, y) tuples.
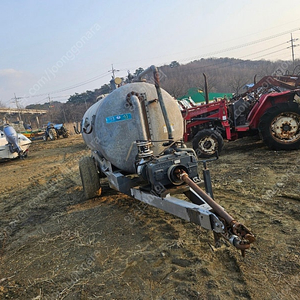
(79, 65), (255, 256)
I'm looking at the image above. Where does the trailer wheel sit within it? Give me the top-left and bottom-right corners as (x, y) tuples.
(258, 102), (300, 150)
(192, 129), (224, 158)
(79, 156), (101, 199)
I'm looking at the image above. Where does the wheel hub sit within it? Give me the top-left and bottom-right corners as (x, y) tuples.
(199, 137), (217, 154)
(271, 113), (300, 141)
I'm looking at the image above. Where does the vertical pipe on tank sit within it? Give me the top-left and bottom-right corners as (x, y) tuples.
(153, 68), (174, 142)
(134, 65), (174, 142)
(129, 95), (148, 142)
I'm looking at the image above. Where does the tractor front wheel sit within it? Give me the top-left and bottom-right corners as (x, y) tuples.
(48, 128), (58, 140)
(192, 129), (224, 158)
(79, 156), (101, 199)
(258, 102), (300, 150)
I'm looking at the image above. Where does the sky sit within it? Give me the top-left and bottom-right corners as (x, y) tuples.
(1, 0), (300, 108)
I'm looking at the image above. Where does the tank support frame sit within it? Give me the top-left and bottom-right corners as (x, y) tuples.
(92, 151), (224, 232)
(91, 150), (255, 256)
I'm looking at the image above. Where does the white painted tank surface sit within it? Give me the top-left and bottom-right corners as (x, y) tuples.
(82, 82), (183, 173)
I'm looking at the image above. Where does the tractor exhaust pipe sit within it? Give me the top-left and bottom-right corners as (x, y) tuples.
(203, 73), (209, 104)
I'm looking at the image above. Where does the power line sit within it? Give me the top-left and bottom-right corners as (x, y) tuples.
(248, 48), (288, 61)
(2, 71), (110, 107)
(47, 72), (109, 94)
(6, 27), (300, 107)
(177, 27), (300, 64)
(161, 45), (289, 78)
(116, 26), (300, 68)
(24, 71), (109, 99)
(229, 42), (288, 61)
(115, 33), (299, 82)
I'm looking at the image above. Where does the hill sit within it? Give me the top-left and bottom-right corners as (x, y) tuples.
(25, 57), (300, 124)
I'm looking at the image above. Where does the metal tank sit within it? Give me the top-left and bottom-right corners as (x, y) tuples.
(82, 81), (183, 173)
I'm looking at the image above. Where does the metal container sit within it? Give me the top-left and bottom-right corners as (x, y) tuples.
(82, 82), (183, 173)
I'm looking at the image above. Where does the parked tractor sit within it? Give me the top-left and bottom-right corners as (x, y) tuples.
(179, 75), (300, 157)
(44, 122), (70, 141)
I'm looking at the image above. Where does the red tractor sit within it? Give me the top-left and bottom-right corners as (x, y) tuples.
(180, 75), (300, 157)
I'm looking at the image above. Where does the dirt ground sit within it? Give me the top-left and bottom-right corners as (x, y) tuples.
(0, 133), (299, 300)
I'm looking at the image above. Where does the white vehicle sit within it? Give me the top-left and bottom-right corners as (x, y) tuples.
(0, 125), (32, 159)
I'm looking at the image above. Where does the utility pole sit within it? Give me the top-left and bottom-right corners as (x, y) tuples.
(287, 33), (299, 71)
(108, 64), (120, 90)
(108, 64), (119, 80)
(13, 93), (22, 121)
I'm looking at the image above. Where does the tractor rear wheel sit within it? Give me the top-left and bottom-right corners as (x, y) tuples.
(62, 129), (70, 138)
(192, 129), (224, 158)
(79, 156), (101, 199)
(258, 102), (300, 150)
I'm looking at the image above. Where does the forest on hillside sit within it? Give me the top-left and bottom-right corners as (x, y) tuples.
(25, 57), (300, 124)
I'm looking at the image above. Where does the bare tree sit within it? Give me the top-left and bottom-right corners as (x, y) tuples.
(228, 76), (247, 96)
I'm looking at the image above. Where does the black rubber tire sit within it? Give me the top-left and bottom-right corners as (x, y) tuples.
(258, 102), (300, 150)
(48, 128), (57, 140)
(62, 129), (70, 138)
(79, 156), (101, 199)
(192, 129), (224, 158)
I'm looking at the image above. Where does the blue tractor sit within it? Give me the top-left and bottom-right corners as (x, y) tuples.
(44, 122), (70, 141)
